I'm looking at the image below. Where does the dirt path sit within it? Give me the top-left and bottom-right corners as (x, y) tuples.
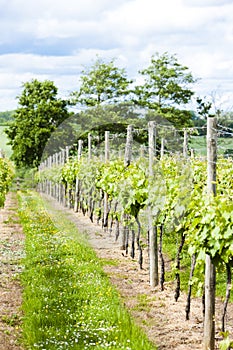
(0, 192), (24, 350)
(42, 194), (233, 350)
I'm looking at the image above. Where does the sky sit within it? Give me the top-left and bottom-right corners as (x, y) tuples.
(0, 0), (233, 112)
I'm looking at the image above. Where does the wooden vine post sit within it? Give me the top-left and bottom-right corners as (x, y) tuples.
(160, 137), (165, 158)
(74, 140), (83, 212)
(88, 133), (92, 160)
(48, 156), (52, 196)
(105, 130), (110, 162)
(54, 152), (58, 200)
(87, 133), (93, 219)
(148, 121), (159, 287)
(66, 146), (72, 208)
(124, 125), (133, 167)
(120, 125), (134, 249)
(103, 131), (110, 228)
(58, 151), (63, 204)
(203, 116), (217, 350)
(183, 128), (188, 158)
(61, 149), (66, 206)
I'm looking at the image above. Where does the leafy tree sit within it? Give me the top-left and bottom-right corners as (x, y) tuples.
(134, 52), (196, 127)
(70, 57), (132, 107)
(196, 96), (213, 120)
(67, 103), (147, 153)
(5, 79), (71, 168)
(69, 57), (145, 148)
(191, 97), (213, 135)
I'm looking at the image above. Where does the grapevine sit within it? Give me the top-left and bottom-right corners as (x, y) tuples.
(37, 151), (233, 336)
(37, 155), (233, 268)
(0, 157), (15, 207)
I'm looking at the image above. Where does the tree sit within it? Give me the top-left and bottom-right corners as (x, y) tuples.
(134, 52), (196, 127)
(69, 57), (144, 148)
(5, 79), (71, 168)
(70, 57), (132, 107)
(196, 96), (213, 120)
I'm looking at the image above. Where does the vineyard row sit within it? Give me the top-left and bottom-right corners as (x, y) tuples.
(37, 118), (233, 349)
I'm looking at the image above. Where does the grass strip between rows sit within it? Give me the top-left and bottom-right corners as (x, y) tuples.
(18, 191), (156, 350)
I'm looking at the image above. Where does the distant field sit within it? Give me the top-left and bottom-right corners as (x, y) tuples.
(0, 125), (12, 157)
(1, 127), (233, 160)
(189, 135), (233, 157)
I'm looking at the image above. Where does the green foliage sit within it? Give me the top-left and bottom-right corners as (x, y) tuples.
(37, 154), (233, 290)
(217, 111), (233, 132)
(134, 52), (196, 128)
(41, 154), (233, 268)
(37, 165), (63, 185)
(59, 157), (148, 220)
(147, 156), (193, 224)
(71, 57), (132, 107)
(96, 159), (148, 218)
(71, 103), (145, 149)
(184, 159), (233, 267)
(219, 332), (233, 350)
(15, 167), (39, 190)
(5, 79), (71, 168)
(196, 96), (213, 119)
(0, 157), (14, 207)
(19, 191), (156, 350)
(95, 159), (126, 200)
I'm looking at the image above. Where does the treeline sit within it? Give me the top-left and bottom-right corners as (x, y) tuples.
(3, 52), (232, 169)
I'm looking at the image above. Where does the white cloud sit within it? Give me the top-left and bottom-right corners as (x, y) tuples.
(1, 0), (126, 20)
(34, 19), (101, 40)
(185, 0), (233, 7)
(0, 0), (233, 111)
(104, 0), (218, 37)
(0, 54), (82, 75)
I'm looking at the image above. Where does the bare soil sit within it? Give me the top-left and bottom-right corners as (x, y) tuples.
(0, 192), (24, 350)
(0, 192), (232, 350)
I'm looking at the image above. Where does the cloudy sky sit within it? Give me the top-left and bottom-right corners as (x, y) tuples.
(0, 0), (233, 112)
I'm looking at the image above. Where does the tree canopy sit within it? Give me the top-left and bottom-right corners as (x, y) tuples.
(70, 53), (196, 128)
(70, 57), (132, 107)
(5, 79), (71, 168)
(134, 52), (196, 127)
(3, 53), (200, 168)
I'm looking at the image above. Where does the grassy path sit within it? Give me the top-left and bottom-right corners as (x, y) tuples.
(18, 191), (156, 350)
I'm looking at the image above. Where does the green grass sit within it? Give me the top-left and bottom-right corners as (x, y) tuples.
(18, 191), (157, 350)
(0, 125), (12, 157)
(189, 136), (233, 156)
